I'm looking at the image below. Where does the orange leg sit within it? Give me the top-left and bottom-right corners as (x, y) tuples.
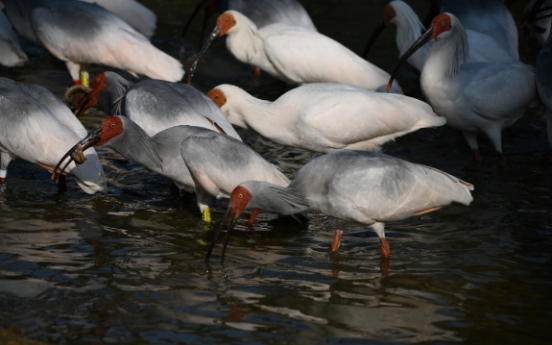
(380, 237), (390, 258)
(247, 208), (259, 235)
(330, 230), (343, 253)
(253, 67), (261, 76)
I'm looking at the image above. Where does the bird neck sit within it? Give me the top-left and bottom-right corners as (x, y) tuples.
(224, 90), (275, 131)
(106, 118), (163, 173)
(393, 2), (426, 57)
(423, 27), (468, 80)
(225, 18), (265, 66)
(244, 181), (310, 216)
(101, 76), (133, 116)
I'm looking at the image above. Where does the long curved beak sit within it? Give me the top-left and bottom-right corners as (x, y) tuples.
(387, 26), (433, 92)
(187, 25), (220, 85)
(65, 84), (92, 118)
(363, 20), (386, 59)
(205, 204), (240, 263)
(51, 126), (103, 183)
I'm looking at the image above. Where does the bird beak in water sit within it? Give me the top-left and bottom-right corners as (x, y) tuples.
(363, 20), (386, 58)
(187, 25), (220, 85)
(51, 126), (103, 183)
(205, 203), (241, 263)
(387, 25), (434, 92)
(65, 84), (92, 117)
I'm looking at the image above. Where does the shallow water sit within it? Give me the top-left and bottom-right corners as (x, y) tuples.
(1, 0), (551, 344)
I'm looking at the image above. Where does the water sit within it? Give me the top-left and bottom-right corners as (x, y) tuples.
(1, 0), (551, 344)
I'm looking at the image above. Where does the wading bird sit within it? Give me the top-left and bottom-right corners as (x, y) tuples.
(189, 10), (403, 93)
(364, 0), (517, 72)
(66, 71), (241, 140)
(207, 150), (474, 262)
(53, 117), (288, 222)
(388, 13), (537, 165)
(0, 11), (28, 67)
(0, 78), (106, 193)
(182, 0), (316, 48)
(2, 0), (183, 85)
(208, 83), (445, 152)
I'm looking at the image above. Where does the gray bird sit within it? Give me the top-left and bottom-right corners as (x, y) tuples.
(0, 11), (27, 67)
(2, 0), (183, 84)
(66, 71), (241, 140)
(208, 150), (474, 262)
(53, 116), (287, 222)
(0, 77), (106, 193)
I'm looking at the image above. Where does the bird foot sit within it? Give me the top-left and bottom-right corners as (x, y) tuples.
(330, 230), (343, 253)
(380, 238), (390, 258)
(499, 153), (507, 168)
(253, 67), (261, 76)
(473, 148), (482, 162)
(380, 256), (390, 277)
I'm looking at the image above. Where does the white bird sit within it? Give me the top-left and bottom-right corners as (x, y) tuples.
(388, 13), (537, 165)
(364, 0), (518, 72)
(54, 117), (288, 223)
(525, 0), (552, 46)
(182, 0), (317, 48)
(78, 0), (157, 39)
(2, 0), (183, 85)
(0, 78), (106, 193)
(189, 10), (403, 93)
(207, 150), (474, 261)
(0, 10), (27, 67)
(208, 83), (445, 152)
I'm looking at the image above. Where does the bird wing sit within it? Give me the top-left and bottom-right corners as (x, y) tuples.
(79, 0), (157, 39)
(181, 131), (289, 197)
(30, 2), (182, 82)
(261, 25), (391, 89)
(463, 62), (536, 122)
(0, 11), (28, 64)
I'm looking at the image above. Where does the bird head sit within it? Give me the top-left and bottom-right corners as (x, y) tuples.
(65, 72), (107, 117)
(51, 116), (124, 183)
(207, 88), (227, 108)
(217, 11), (237, 36)
(387, 13), (456, 92)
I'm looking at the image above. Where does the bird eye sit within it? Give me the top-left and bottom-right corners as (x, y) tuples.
(215, 94), (219, 99)
(441, 21), (445, 26)
(225, 18), (229, 22)
(110, 123), (116, 129)
(237, 194), (243, 199)
(95, 78), (100, 83)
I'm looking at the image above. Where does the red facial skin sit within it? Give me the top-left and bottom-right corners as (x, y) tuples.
(97, 117), (124, 146)
(76, 72), (107, 116)
(207, 89), (226, 108)
(383, 5), (396, 26)
(432, 13), (452, 39)
(230, 186), (253, 219)
(218, 13), (237, 36)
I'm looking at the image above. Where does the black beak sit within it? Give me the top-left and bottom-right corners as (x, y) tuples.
(187, 25), (221, 85)
(363, 20), (386, 59)
(387, 25), (433, 92)
(51, 126), (103, 183)
(64, 84), (92, 118)
(205, 204), (239, 263)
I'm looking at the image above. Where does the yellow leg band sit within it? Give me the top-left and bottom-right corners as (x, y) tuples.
(202, 208), (211, 223)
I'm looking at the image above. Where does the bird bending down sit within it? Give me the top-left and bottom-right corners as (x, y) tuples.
(388, 13), (537, 166)
(2, 0), (183, 85)
(78, 0), (157, 39)
(207, 150), (474, 262)
(0, 11), (28, 67)
(190, 10), (403, 93)
(66, 71), (241, 140)
(208, 83), (445, 152)
(182, 0), (317, 49)
(53, 117), (288, 223)
(364, 0), (518, 72)
(0, 78), (106, 193)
